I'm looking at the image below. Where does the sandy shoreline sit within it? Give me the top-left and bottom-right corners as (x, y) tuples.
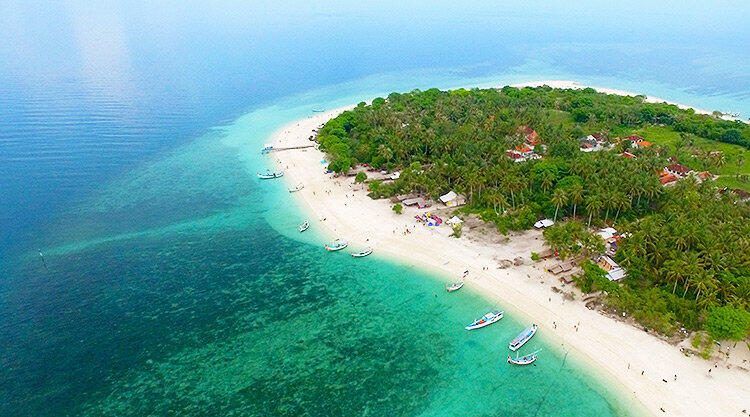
(268, 81), (750, 417)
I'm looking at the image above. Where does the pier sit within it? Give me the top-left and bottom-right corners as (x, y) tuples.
(263, 145), (315, 153)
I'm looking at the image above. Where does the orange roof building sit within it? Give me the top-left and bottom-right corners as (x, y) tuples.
(515, 145), (533, 153)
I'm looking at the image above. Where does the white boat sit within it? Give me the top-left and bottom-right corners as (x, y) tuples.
(465, 311), (503, 330)
(312, 108), (325, 112)
(507, 349), (541, 366)
(509, 324), (538, 351)
(299, 221), (309, 232)
(257, 170), (284, 179)
(447, 270), (469, 292)
(288, 183), (304, 192)
(324, 239), (348, 251)
(351, 247), (372, 258)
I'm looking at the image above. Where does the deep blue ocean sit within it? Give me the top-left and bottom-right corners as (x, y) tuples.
(1, 1), (748, 416)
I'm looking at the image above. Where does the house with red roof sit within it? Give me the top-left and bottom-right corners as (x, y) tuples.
(624, 134), (644, 142)
(515, 145), (533, 154)
(620, 151), (636, 159)
(659, 170), (678, 185)
(635, 140), (651, 148)
(666, 163), (692, 177)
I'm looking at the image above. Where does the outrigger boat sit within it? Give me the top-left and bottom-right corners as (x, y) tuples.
(465, 311), (503, 330)
(509, 324), (538, 351)
(447, 270), (469, 292)
(351, 247), (372, 258)
(299, 221), (309, 232)
(257, 170), (284, 179)
(507, 349), (541, 366)
(288, 183), (304, 192)
(324, 239), (348, 251)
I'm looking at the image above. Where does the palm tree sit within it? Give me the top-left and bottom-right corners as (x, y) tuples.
(613, 193), (630, 223)
(585, 195), (604, 228)
(552, 188), (567, 221)
(663, 255), (688, 294)
(569, 184), (583, 218)
(541, 172), (555, 192)
(487, 192), (508, 214)
(692, 271), (717, 303)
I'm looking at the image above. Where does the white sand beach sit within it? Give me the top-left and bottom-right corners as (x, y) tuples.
(269, 82), (750, 417)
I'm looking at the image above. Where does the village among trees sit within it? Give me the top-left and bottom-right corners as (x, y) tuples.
(317, 86), (750, 346)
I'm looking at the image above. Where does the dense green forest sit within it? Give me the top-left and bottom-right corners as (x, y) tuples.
(317, 86), (750, 344)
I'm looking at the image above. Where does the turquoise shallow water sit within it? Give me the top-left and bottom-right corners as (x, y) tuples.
(1, 73), (654, 416)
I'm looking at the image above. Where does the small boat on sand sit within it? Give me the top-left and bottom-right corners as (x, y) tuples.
(508, 349), (541, 366)
(299, 221), (309, 232)
(465, 311), (503, 330)
(447, 270), (469, 292)
(509, 324), (538, 351)
(324, 239), (348, 251)
(351, 247), (372, 258)
(288, 183), (304, 192)
(258, 170), (284, 179)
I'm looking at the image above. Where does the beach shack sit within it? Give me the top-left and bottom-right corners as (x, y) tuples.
(402, 198), (420, 206)
(439, 191), (465, 207)
(597, 255), (626, 281)
(549, 261), (573, 275)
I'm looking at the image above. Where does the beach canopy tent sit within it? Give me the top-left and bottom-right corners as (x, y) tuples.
(446, 216), (463, 225)
(440, 191), (457, 203)
(597, 227), (618, 240)
(534, 219), (554, 229)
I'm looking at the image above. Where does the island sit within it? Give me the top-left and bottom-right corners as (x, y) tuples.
(271, 81), (750, 417)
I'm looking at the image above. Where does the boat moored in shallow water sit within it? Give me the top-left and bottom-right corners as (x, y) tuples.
(465, 311), (503, 330)
(509, 324), (538, 351)
(351, 247), (372, 257)
(299, 221), (309, 232)
(258, 170), (284, 179)
(324, 239), (348, 251)
(288, 183), (304, 192)
(508, 349), (541, 365)
(447, 270), (469, 292)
